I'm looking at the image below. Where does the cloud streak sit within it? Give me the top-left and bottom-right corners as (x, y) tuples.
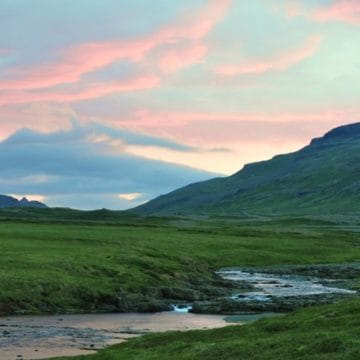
(0, 76), (160, 105)
(0, 0), (232, 98)
(0, 0), (358, 199)
(4, 120), (196, 152)
(282, 0), (360, 25)
(115, 108), (351, 128)
(157, 43), (208, 73)
(312, 0), (360, 25)
(215, 35), (322, 76)
(0, 123), (216, 209)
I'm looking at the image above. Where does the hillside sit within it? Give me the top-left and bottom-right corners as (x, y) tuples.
(134, 122), (360, 215)
(0, 194), (47, 209)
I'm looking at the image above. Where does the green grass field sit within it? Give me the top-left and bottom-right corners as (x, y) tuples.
(0, 209), (359, 314)
(0, 209), (359, 359)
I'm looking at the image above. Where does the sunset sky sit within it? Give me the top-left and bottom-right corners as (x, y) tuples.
(0, 0), (359, 209)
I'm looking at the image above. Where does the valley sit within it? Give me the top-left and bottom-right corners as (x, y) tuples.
(1, 125), (360, 359)
(1, 0), (359, 357)
(0, 209), (359, 359)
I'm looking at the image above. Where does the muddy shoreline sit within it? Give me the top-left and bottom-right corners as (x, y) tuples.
(0, 311), (240, 360)
(0, 263), (358, 359)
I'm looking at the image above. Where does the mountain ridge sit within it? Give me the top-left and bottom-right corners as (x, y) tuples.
(133, 122), (360, 216)
(0, 194), (48, 209)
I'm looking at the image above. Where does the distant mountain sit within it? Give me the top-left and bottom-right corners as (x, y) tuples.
(133, 122), (360, 216)
(0, 195), (48, 209)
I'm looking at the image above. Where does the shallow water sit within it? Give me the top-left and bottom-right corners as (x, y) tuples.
(2, 271), (355, 360)
(217, 269), (356, 301)
(0, 311), (235, 360)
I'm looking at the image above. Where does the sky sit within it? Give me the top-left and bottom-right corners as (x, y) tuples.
(0, 0), (359, 209)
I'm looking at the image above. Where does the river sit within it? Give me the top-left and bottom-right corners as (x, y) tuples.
(1, 266), (356, 360)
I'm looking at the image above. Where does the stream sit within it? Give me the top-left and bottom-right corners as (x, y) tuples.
(1, 268), (357, 360)
(217, 269), (356, 301)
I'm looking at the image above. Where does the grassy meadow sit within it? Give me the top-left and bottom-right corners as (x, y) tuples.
(0, 208), (359, 359)
(0, 208), (359, 314)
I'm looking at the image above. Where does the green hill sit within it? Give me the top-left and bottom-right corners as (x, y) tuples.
(134, 123), (360, 216)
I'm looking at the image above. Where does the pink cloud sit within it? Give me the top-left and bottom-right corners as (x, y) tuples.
(0, 0), (232, 93)
(0, 121), (19, 140)
(282, 0), (360, 25)
(108, 108), (358, 174)
(0, 76), (160, 106)
(106, 108), (359, 132)
(215, 35), (322, 76)
(159, 0), (233, 41)
(158, 43), (208, 73)
(1, 41), (156, 91)
(312, 0), (360, 24)
(1, 104), (358, 175)
(0, 103), (76, 140)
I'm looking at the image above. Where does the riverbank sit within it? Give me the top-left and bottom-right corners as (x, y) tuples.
(50, 297), (360, 360)
(0, 311), (246, 360)
(0, 212), (359, 359)
(1, 265), (357, 359)
(1, 215), (359, 316)
(192, 263), (359, 314)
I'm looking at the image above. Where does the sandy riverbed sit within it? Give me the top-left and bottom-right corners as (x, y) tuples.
(0, 311), (234, 360)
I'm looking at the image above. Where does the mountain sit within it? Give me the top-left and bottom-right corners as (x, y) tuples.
(133, 122), (360, 216)
(0, 195), (48, 209)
